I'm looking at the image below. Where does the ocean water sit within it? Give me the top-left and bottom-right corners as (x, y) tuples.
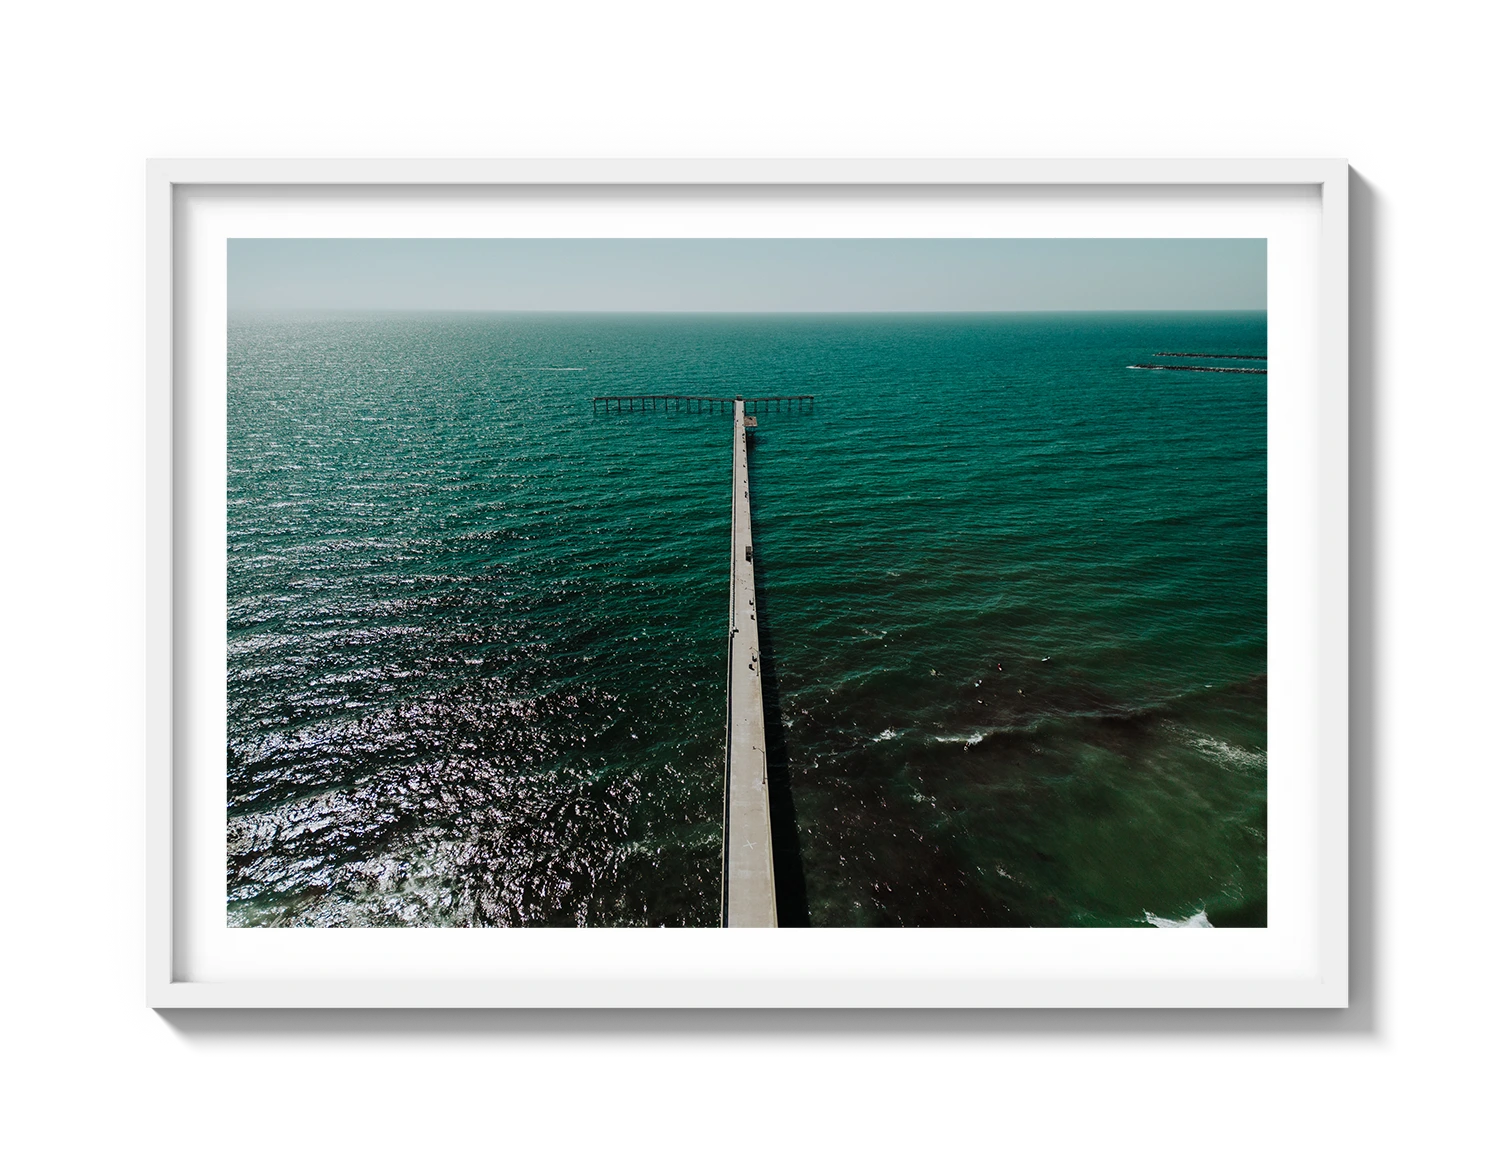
(227, 311), (1267, 927)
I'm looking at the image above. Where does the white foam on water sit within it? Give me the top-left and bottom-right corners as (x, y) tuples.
(874, 728), (898, 742)
(932, 731), (986, 748)
(1144, 909), (1214, 929)
(1187, 733), (1267, 771)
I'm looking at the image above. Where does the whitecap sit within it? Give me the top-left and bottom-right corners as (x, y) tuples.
(932, 731), (985, 747)
(1187, 734), (1266, 771)
(1145, 909), (1214, 929)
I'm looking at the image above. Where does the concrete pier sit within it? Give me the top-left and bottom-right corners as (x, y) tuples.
(721, 399), (777, 927)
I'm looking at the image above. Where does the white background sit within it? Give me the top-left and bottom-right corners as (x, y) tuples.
(0, 0), (1493, 1165)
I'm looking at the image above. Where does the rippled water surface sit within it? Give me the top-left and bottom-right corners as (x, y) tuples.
(227, 312), (1267, 927)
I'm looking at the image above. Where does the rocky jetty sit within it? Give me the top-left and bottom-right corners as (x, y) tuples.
(1153, 352), (1267, 360)
(1128, 363), (1267, 374)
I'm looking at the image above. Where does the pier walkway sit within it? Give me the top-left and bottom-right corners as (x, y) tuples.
(722, 400), (777, 927)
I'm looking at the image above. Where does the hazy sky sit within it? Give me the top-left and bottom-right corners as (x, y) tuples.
(228, 238), (1266, 313)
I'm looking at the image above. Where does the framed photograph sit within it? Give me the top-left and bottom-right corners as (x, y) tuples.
(147, 159), (1348, 1007)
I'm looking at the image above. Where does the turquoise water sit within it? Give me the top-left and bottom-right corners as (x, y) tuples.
(227, 312), (1266, 927)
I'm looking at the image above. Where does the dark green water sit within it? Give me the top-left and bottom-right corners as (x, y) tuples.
(227, 312), (1266, 927)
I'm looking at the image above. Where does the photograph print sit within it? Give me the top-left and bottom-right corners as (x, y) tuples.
(226, 237), (1268, 929)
